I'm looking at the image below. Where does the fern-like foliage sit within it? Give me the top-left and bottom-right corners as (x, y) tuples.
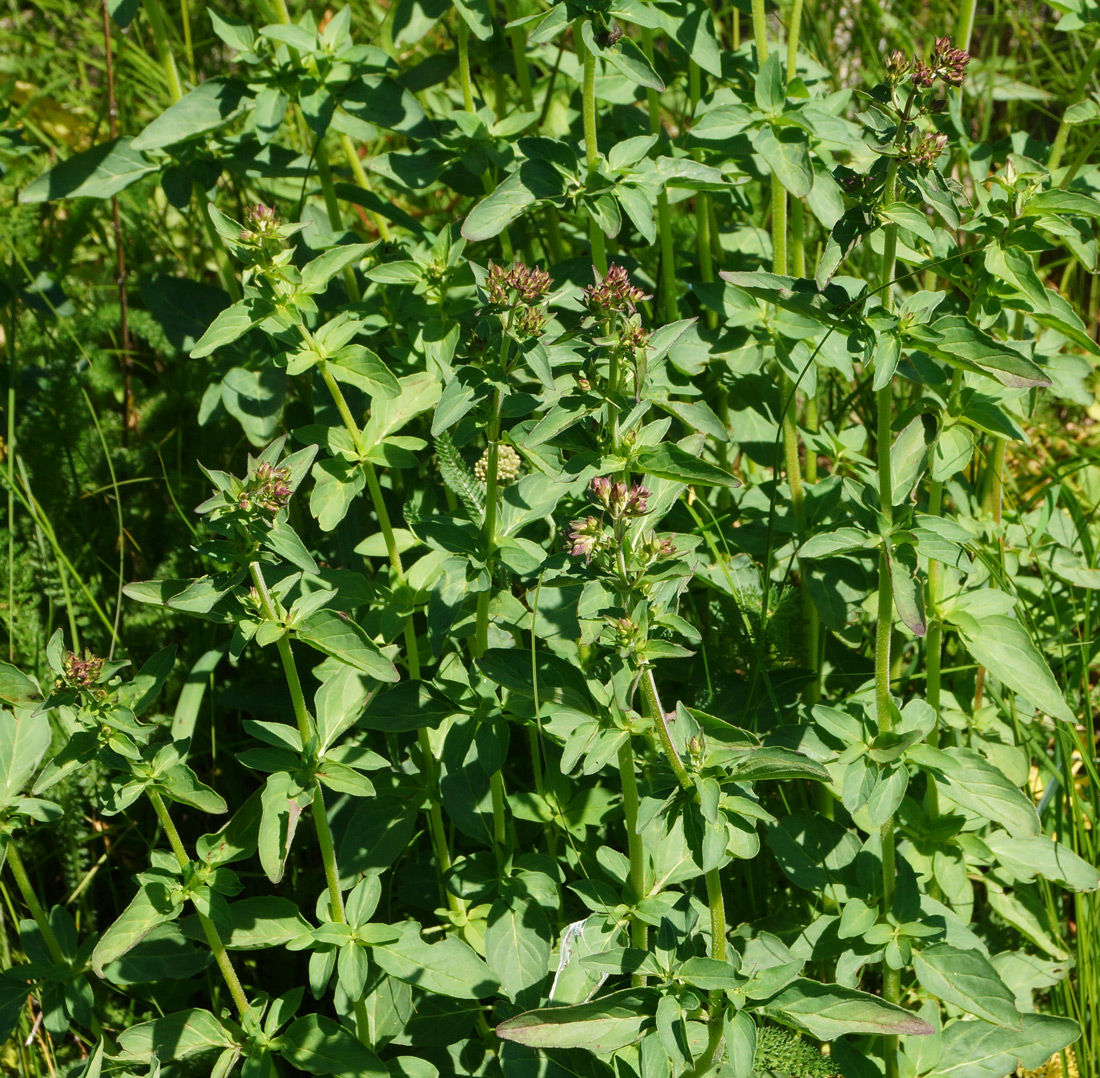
(435, 431), (484, 523)
(755, 1024), (839, 1078)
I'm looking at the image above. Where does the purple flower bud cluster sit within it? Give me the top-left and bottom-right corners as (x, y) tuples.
(930, 36), (970, 86)
(239, 461), (293, 515)
(566, 477), (677, 569)
(61, 651), (104, 690)
(618, 319), (650, 354)
(590, 476), (651, 518)
(903, 131), (949, 168)
(486, 261), (553, 306)
(582, 264), (652, 317)
(567, 516), (605, 563)
(898, 37), (970, 90)
(485, 261), (553, 339)
(240, 203), (280, 242)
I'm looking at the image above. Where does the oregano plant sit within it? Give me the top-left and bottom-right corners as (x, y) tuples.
(3, 0), (1100, 1077)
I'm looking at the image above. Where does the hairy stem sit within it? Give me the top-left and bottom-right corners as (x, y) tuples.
(876, 152), (901, 1078)
(457, 17), (475, 112)
(617, 740), (647, 974)
(640, 666), (691, 790)
(147, 790), (252, 1020)
(578, 21), (608, 275)
(641, 28), (677, 322)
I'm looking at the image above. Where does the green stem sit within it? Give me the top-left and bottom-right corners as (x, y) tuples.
(790, 194), (805, 277)
(142, 0), (183, 102)
(338, 133), (391, 241)
(689, 61), (715, 329)
(475, 373), (505, 657)
(750, 0), (768, 60)
(5, 844), (64, 965)
(314, 141), (361, 301)
(147, 790), (252, 1020)
(578, 21), (608, 275)
(244, 566), (374, 1039)
(194, 184), (241, 300)
(702, 866), (728, 1066)
(955, 0), (977, 50)
(458, 17), (475, 113)
(642, 28), (678, 322)
(248, 562), (312, 744)
(985, 437), (1006, 525)
(179, 0), (196, 83)
(504, 0), (534, 110)
(926, 479), (944, 724)
(1049, 42), (1100, 173)
(876, 153), (901, 1078)
(473, 366), (507, 852)
(786, 0), (804, 77)
(316, 360), (462, 912)
(617, 740), (647, 972)
(640, 666), (691, 790)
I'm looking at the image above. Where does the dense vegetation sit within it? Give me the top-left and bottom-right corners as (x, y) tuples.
(1, 0), (1099, 1076)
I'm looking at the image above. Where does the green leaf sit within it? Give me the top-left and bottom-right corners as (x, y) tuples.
(101, 923), (211, 985)
(189, 299), (260, 358)
(636, 442), (740, 487)
(917, 316), (1050, 389)
(310, 459), (366, 532)
(931, 423), (975, 481)
(299, 244), (373, 295)
(762, 979), (934, 1039)
(208, 9), (255, 51)
(278, 1014), (388, 1076)
(926, 1014), (1079, 1078)
(983, 832), (1100, 892)
(0, 663), (40, 706)
(132, 79), (249, 150)
(752, 125), (812, 197)
(496, 988), (660, 1052)
(754, 52), (785, 114)
(913, 945), (1022, 1028)
(679, 956), (743, 990)
(907, 745), (1040, 838)
(92, 877), (185, 976)
(372, 922), (498, 998)
(601, 35), (664, 92)
(159, 764), (227, 814)
(20, 138), (157, 203)
(721, 747), (830, 783)
(485, 898), (552, 1008)
(462, 170), (537, 242)
(0, 707), (52, 798)
(799, 526), (877, 559)
(452, 0), (493, 39)
(951, 613), (1074, 723)
(115, 646), (176, 717)
(891, 414), (933, 506)
(258, 771), (308, 885)
(117, 1009), (235, 1062)
(297, 610), (399, 683)
(889, 548), (926, 637)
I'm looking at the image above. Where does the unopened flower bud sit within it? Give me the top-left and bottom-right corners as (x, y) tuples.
(61, 651), (104, 690)
(930, 36), (970, 86)
(885, 51), (910, 83)
(567, 516), (605, 563)
(582, 264), (652, 316)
